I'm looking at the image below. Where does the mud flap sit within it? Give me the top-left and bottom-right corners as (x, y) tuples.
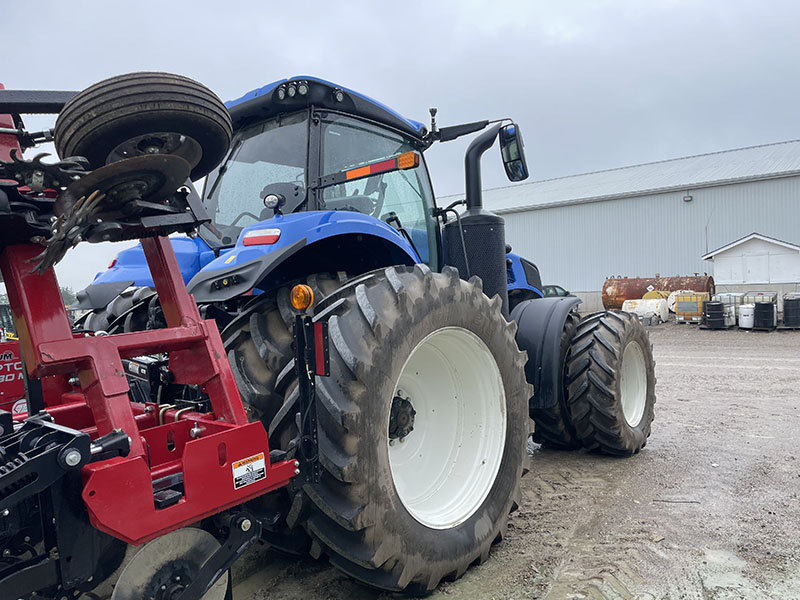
(510, 296), (581, 409)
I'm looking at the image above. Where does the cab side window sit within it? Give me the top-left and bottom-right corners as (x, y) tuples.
(320, 115), (437, 266)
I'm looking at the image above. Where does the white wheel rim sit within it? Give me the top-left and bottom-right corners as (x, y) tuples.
(620, 341), (647, 427)
(388, 327), (506, 530)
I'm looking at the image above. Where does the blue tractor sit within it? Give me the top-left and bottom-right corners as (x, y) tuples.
(68, 73), (656, 594)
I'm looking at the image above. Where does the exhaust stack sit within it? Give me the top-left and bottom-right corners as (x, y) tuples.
(444, 124), (509, 316)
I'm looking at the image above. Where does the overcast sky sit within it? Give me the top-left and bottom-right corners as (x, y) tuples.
(4, 0), (800, 291)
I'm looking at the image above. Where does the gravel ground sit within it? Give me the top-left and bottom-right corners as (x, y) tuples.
(233, 322), (800, 600)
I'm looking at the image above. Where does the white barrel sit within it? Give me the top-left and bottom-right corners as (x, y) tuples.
(739, 304), (755, 329)
(622, 298), (669, 323)
(667, 289), (697, 313)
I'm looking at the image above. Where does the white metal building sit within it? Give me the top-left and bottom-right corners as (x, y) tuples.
(460, 140), (800, 311)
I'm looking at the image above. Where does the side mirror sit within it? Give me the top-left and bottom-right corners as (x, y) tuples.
(499, 123), (528, 182)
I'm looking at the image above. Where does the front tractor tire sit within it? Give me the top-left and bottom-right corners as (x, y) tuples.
(233, 265), (529, 594)
(566, 310), (656, 455)
(76, 286), (156, 332)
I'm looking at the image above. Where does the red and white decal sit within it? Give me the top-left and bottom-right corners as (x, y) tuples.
(232, 452), (267, 489)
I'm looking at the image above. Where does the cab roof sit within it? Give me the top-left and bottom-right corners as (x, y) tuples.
(225, 76), (427, 141)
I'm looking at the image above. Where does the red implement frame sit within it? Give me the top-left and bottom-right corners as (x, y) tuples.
(0, 116), (295, 545)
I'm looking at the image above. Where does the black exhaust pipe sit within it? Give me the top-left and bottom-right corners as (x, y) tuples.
(443, 124), (509, 316)
(464, 124), (501, 210)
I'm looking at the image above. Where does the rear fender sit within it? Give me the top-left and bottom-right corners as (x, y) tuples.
(511, 296), (581, 409)
(187, 211), (419, 302)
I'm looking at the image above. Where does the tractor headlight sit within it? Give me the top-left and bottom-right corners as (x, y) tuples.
(277, 85), (286, 101)
(297, 81), (309, 96)
(287, 84), (297, 98)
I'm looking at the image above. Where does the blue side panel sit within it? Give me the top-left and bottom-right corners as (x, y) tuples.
(92, 237), (217, 287)
(507, 252), (543, 297)
(225, 76), (426, 135)
(199, 210), (420, 275)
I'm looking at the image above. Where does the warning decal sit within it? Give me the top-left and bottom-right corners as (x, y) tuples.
(232, 452), (266, 490)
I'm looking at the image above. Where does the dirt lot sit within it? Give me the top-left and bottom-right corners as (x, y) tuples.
(234, 322), (800, 600)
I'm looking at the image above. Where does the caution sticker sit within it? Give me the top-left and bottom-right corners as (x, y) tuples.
(232, 452), (266, 490)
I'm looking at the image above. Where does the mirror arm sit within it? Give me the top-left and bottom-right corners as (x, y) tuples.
(437, 120), (490, 143)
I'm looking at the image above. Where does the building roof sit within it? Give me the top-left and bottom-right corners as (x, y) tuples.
(701, 233), (800, 260)
(477, 139), (800, 214)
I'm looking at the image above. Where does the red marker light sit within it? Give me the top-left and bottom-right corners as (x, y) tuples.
(242, 228), (281, 246)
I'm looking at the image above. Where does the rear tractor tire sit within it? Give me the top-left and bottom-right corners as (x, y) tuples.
(275, 265), (529, 594)
(566, 310), (656, 455)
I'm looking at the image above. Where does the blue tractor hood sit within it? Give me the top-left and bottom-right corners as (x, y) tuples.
(92, 236), (217, 288)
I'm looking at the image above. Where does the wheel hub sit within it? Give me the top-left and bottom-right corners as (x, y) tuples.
(620, 341), (647, 427)
(387, 327), (507, 529)
(110, 528), (228, 600)
(107, 131), (203, 169)
(389, 393), (416, 441)
(145, 559), (194, 600)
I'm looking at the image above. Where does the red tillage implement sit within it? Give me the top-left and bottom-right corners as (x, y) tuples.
(0, 76), (299, 599)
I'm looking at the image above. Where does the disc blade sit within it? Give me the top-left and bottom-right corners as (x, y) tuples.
(54, 154), (190, 218)
(111, 528), (229, 600)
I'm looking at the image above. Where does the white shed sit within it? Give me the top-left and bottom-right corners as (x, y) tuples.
(702, 233), (800, 284)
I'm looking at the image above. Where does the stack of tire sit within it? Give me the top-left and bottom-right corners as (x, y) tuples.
(702, 300), (726, 329)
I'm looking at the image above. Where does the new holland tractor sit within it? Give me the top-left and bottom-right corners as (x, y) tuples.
(0, 72), (656, 598)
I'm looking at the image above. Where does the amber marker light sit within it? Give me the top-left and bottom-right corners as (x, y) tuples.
(397, 151), (420, 170)
(290, 284), (315, 311)
(341, 152), (421, 184)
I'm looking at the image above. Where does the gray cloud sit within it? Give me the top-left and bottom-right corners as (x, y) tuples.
(3, 0), (798, 289)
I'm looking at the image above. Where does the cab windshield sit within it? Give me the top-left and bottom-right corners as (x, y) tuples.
(201, 112), (308, 245)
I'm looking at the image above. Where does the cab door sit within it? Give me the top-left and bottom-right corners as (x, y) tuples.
(312, 112), (440, 269)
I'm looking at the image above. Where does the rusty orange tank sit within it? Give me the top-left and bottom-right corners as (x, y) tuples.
(602, 275), (715, 309)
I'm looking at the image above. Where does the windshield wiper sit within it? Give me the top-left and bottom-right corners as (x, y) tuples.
(205, 137), (244, 201)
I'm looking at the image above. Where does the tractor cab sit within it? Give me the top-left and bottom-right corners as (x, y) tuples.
(200, 77), (440, 267)
(80, 75), (539, 315)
